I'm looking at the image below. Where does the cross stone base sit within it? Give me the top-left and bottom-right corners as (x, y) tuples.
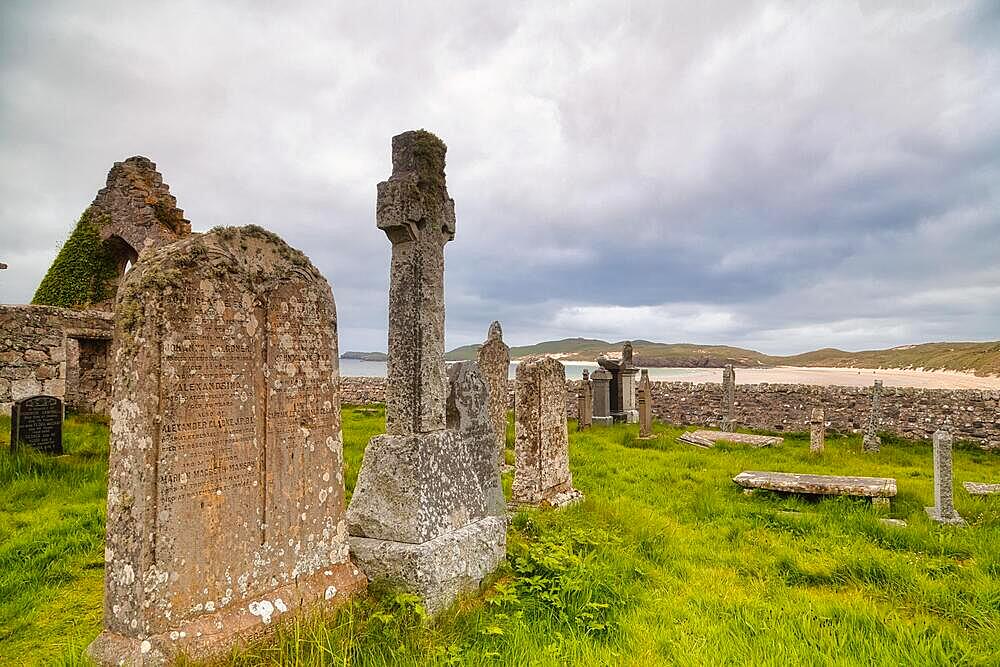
(592, 416), (613, 426)
(86, 562), (366, 666)
(348, 515), (507, 615)
(925, 507), (967, 526)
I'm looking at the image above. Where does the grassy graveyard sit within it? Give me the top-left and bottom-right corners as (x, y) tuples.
(2, 408), (999, 666)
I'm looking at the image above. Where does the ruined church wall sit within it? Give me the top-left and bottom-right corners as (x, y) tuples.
(0, 304), (113, 415)
(339, 375), (1000, 450)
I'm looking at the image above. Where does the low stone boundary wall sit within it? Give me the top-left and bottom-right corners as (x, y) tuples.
(339, 375), (1000, 450)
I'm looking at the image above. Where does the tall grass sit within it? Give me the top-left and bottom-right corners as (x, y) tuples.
(1, 411), (998, 665)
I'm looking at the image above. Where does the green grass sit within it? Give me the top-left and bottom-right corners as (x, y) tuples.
(1, 410), (999, 665)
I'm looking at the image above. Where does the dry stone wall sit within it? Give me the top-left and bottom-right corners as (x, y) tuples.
(339, 375), (1000, 450)
(0, 304), (113, 415)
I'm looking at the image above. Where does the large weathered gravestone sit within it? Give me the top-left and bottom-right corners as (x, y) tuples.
(638, 369), (653, 439)
(596, 341), (638, 423)
(863, 380), (883, 453)
(346, 131), (505, 615)
(925, 429), (966, 525)
(810, 408), (825, 453)
(590, 367), (613, 426)
(477, 321), (510, 462)
(721, 364), (736, 432)
(87, 226), (365, 666)
(577, 369), (593, 431)
(513, 357), (583, 507)
(9, 395), (63, 454)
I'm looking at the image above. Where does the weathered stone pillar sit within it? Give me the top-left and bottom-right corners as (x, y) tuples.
(576, 369), (593, 431)
(925, 429), (966, 525)
(477, 320), (510, 462)
(377, 131), (455, 435)
(638, 369), (653, 439)
(810, 407), (825, 453)
(513, 357), (582, 506)
(863, 380), (883, 452)
(347, 131), (506, 614)
(721, 364), (736, 432)
(591, 368), (613, 425)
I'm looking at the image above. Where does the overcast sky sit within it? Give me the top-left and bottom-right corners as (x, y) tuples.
(2, 1), (998, 355)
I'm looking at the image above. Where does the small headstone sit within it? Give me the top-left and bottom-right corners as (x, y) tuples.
(9, 395), (63, 454)
(576, 369), (593, 431)
(862, 380), (883, 453)
(721, 364), (736, 432)
(86, 226), (365, 666)
(925, 429), (966, 526)
(590, 368), (613, 425)
(477, 320), (510, 463)
(638, 369), (653, 439)
(809, 407), (825, 453)
(513, 357), (583, 506)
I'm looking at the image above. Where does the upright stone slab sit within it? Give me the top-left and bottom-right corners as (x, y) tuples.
(591, 368), (613, 425)
(577, 369), (593, 431)
(87, 226), (365, 666)
(513, 357), (583, 507)
(638, 370), (653, 439)
(810, 408), (825, 453)
(347, 131), (505, 615)
(863, 380), (883, 452)
(477, 321), (510, 462)
(9, 395), (63, 454)
(925, 430), (966, 525)
(721, 364), (736, 432)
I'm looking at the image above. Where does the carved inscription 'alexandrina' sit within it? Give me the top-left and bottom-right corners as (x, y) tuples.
(89, 226), (363, 666)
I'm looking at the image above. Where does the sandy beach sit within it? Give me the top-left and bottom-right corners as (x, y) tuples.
(557, 362), (1000, 390)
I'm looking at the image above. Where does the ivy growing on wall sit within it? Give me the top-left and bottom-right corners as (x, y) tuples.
(32, 208), (122, 308)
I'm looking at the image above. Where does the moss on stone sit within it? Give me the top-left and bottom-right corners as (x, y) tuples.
(32, 208), (121, 308)
(411, 129), (447, 195)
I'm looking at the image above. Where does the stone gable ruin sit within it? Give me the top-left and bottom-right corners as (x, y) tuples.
(87, 226), (364, 665)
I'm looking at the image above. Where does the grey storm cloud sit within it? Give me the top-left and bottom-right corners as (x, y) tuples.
(1, 1), (998, 355)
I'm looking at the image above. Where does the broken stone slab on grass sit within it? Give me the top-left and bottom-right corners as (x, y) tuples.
(963, 481), (1000, 496)
(679, 429), (783, 449)
(733, 470), (896, 508)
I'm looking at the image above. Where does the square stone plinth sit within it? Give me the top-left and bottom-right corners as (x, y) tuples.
(925, 507), (967, 526)
(86, 563), (365, 666)
(593, 416), (613, 426)
(349, 515), (507, 615)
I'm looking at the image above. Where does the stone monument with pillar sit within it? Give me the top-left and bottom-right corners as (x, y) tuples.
(577, 369), (593, 431)
(638, 369), (653, 439)
(863, 380), (883, 453)
(596, 341), (639, 423)
(346, 131), (506, 614)
(721, 364), (736, 432)
(925, 429), (966, 525)
(810, 408), (825, 453)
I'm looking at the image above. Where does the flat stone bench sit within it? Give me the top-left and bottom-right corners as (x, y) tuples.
(733, 471), (897, 508)
(963, 481), (1000, 496)
(679, 430), (783, 449)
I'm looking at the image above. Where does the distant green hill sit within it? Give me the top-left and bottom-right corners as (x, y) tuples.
(445, 339), (1000, 376)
